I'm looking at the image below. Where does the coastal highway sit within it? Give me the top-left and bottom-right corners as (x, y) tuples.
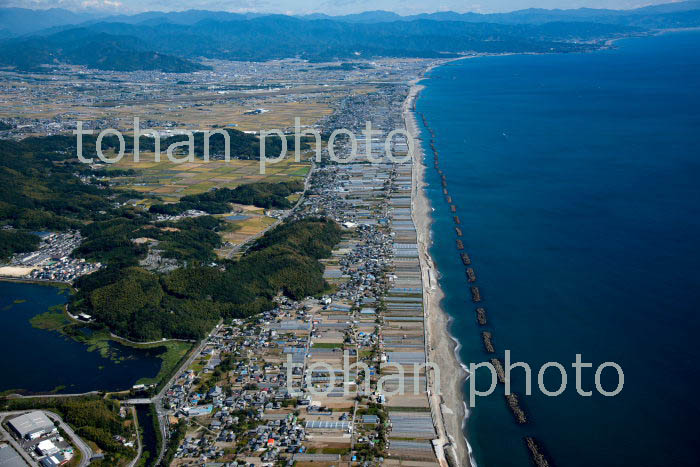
(0, 410), (93, 467)
(404, 86), (453, 467)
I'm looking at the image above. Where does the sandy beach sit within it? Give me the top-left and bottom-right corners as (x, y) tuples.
(404, 71), (471, 467)
(0, 266), (36, 277)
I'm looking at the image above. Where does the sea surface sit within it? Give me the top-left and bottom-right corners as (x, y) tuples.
(417, 30), (700, 466)
(0, 281), (163, 394)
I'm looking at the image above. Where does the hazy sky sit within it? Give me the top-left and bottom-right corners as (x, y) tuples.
(0, 0), (681, 15)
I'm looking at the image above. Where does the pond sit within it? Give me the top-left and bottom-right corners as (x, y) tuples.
(0, 281), (163, 394)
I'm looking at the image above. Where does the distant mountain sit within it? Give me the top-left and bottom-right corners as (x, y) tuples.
(298, 1), (700, 26)
(629, 0), (700, 14)
(444, 2), (700, 27)
(95, 9), (266, 26)
(0, 7), (252, 36)
(0, 7), (104, 35)
(49, 16), (637, 63)
(3, 1), (699, 35)
(0, 28), (209, 72)
(0, 2), (699, 73)
(301, 10), (403, 23)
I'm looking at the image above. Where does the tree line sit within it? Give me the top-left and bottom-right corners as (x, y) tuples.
(0, 396), (136, 464)
(1, 133), (340, 343)
(70, 217), (342, 341)
(148, 180), (303, 215)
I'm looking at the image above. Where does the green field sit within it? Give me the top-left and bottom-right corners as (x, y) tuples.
(109, 152), (310, 204)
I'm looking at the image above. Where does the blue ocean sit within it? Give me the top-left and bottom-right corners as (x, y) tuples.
(417, 30), (700, 466)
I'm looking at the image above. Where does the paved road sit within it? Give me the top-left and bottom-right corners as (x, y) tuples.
(5, 392), (99, 399)
(126, 407), (142, 467)
(109, 333), (196, 346)
(45, 411), (94, 467)
(147, 162), (315, 464)
(151, 320), (222, 466)
(0, 410), (93, 467)
(125, 399), (152, 405)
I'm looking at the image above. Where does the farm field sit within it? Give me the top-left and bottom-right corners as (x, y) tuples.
(107, 150), (310, 256)
(108, 151), (310, 204)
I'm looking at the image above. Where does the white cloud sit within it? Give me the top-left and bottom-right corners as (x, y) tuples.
(81, 0), (122, 9)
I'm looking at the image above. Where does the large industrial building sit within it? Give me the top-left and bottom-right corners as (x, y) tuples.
(7, 411), (55, 440)
(0, 444), (26, 467)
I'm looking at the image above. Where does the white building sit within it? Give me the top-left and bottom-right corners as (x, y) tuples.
(8, 411), (55, 440)
(36, 439), (59, 456)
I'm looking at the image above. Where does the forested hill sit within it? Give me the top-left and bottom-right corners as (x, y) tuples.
(148, 181), (304, 216)
(0, 19), (591, 72)
(70, 218), (342, 341)
(1, 133), (342, 342)
(0, 130), (285, 260)
(5, 3), (700, 71)
(0, 29), (208, 73)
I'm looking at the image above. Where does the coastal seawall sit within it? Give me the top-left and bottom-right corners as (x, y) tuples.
(413, 55), (560, 467)
(405, 75), (473, 467)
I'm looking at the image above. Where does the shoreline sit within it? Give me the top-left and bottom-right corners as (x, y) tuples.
(404, 67), (472, 467)
(399, 37), (643, 465)
(0, 276), (71, 287)
(1, 283), (191, 397)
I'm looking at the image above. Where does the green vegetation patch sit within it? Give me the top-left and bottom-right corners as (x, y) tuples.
(30, 306), (70, 331)
(0, 396), (136, 465)
(0, 229), (40, 260)
(312, 342), (343, 349)
(160, 419), (187, 467)
(70, 218), (341, 342)
(0, 136), (147, 232)
(136, 340), (192, 387)
(386, 406), (432, 412)
(148, 180), (304, 215)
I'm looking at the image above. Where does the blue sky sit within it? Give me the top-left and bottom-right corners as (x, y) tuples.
(0, 0), (681, 14)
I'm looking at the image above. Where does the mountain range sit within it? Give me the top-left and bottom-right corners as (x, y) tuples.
(0, 1), (699, 72)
